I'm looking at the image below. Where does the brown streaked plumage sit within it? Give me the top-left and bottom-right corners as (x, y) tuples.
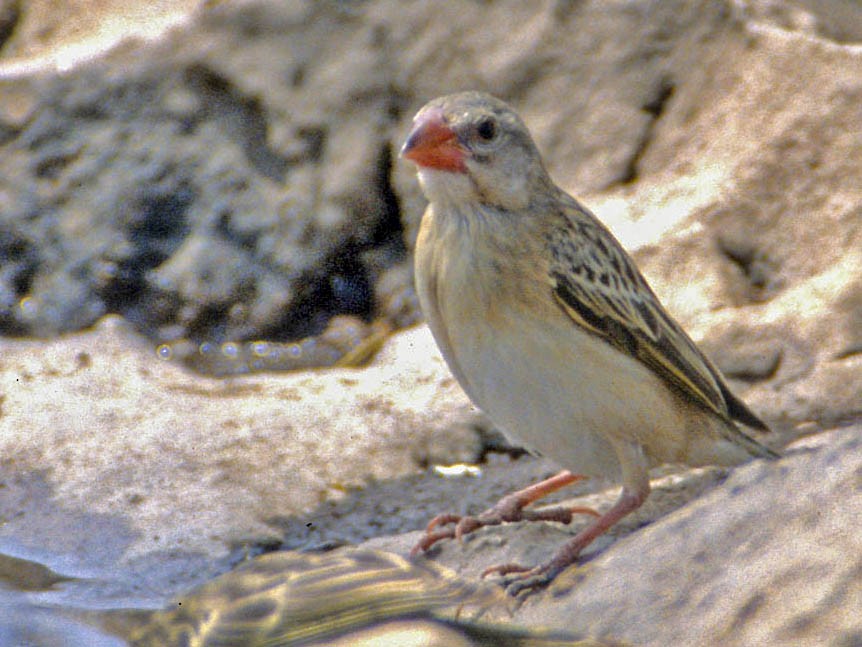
(401, 91), (778, 596)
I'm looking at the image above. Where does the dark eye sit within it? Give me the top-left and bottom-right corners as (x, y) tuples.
(476, 117), (497, 141)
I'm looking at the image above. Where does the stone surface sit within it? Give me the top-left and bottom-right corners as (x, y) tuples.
(517, 426), (862, 647)
(0, 0), (200, 73)
(0, 1), (410, 342)
(0, 317), (482, 566)
(0, 0), (18, 52)
(0, 0), (859, 645)
(366, 427), (862, 647)
(0, 0), (855, 361)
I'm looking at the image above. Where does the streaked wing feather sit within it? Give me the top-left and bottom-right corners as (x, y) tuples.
(547, 199), (735, 423)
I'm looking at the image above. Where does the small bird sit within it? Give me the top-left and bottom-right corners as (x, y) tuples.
(401, 91), (778, 596)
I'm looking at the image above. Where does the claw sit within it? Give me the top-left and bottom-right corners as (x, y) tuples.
(482, 562), (561, 598)
(410, 526), (457, 555)
(480, 562), (531, 579)
(454, 516), (481, 540)
(411, 471), (599, 585)
(425, 513), (462, 532)
(504, 567), (558, 597)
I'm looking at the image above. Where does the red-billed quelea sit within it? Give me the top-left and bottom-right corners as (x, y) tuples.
(400, 91), (778, 596)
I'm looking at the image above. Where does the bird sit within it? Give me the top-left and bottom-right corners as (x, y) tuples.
(400, 91), (778, 596)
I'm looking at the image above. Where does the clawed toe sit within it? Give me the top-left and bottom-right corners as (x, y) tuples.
(412, 507), (505, 555)
(480, 562), (531, 578)
(410, 525), (456, 555)
(411, 480), (600, 558)
(503, 565), (559, 597)
(425, 513), (462, 532)
(411, 471), (601, 590)
(480, 561), (561, 597)
(411, 512), (484, 555)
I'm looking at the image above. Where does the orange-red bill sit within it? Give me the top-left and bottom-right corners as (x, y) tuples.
(401, 107), (467, 173)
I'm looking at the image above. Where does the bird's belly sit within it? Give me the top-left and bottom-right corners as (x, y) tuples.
(443, 309), (688, 480)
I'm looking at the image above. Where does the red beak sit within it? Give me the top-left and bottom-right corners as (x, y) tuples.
(400, 108), (467, 173)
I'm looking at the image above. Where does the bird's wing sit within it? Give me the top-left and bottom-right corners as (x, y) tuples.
(547, 197), (763, 428)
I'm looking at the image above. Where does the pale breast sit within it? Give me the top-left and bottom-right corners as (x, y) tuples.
(415, 206), (705, 479)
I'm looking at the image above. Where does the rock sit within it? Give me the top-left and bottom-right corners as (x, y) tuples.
(516, 426), (862, 647)
(736, 0), (862, 42)
(0, 317), (481, 569)
(362, 426), (862, 646)
(0, 0), (17, 52)
(0, 0), (199, 69)
(0, 0), (859, 644)
(0, 0), (854, 367)
(0, 1), (408, 341)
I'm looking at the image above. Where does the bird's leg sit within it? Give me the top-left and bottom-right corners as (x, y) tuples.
(410, 470), (600, 555)
(486, 442), (651, 597)
(490, 481), (650, 596)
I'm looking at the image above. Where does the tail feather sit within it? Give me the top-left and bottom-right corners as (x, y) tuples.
(720, 382), (770, 431)
(733, 426), (780, 460)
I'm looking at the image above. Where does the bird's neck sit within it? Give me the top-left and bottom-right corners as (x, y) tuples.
(417, 168), (476, 209)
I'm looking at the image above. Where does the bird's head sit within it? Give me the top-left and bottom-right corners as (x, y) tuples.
(400, 92), (550, 213)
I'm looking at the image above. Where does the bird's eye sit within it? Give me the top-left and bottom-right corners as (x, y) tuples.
(475, 117), (497, 142)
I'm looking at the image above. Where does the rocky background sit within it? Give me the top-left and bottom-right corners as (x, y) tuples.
(0, 0), (860, 645)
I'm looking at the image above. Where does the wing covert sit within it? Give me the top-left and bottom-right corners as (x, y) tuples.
(547, 201), (735, 422)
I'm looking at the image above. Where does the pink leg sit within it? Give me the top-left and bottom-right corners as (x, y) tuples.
(488, 483), (649, 596)
(491, 442), (652, 597)
(410, 470), (600, 556)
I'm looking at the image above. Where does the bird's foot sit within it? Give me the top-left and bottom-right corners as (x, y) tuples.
(484, 482), (652, 597)
(481, 542), (583, 598)
(492, 562), (563, 598)
(410, 471), (598, 555)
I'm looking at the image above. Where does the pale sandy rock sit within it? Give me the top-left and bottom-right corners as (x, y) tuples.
(515, 426), (862, 647)
(0, 0), (857, 380)
(735, 0), (862, 42)
(0, 316), (480, 561)
(0, 0), (201, 74)
(0, 0), (17, 50)
(0, 1), (408, 341)
(0, 0), (858, 642)
(363, 427), (862, 646)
